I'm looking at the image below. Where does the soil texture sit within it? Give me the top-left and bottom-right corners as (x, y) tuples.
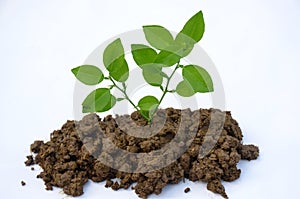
(184, 187), (191, 193)
(25, 108), (259, 198)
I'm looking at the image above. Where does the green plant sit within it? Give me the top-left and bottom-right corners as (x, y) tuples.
(71, 11), (214, 122)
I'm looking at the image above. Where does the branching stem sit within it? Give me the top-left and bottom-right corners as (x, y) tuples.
(109, 77), (140, 113)
(150, 62), (180, 120)
(109, 62), (180, 122)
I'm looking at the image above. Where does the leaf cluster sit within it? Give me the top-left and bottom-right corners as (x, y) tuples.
(72, 11), (214, 121)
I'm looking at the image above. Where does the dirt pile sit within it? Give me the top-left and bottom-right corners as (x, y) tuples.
(25, 108), (259, 198)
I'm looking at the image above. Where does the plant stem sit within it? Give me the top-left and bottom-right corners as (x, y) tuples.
(159, 63), (180, 104)
(150, 62), (180, 120)
(109, 62), (179, 122)
(109, 77), (140, 112)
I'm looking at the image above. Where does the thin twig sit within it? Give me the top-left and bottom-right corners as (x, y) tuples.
(109, 77), (140, 112)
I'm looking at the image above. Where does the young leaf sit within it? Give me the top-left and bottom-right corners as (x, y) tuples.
(82, 88), (114, 113)
(160, 71), (169, 79)
(108, 85), (115, 90)
(176, 80), (195, 97)
(143, 25), (174, 50)
(159, 85), (164, 91)
(122, 82), (126, 89)
(103, 38), (129, 82)
(116, 98), (125, 102)
(71, 65), (104, 85)
(131, 44), (157, 66)
(176, 11), (205, 43)
(182, 65), (214, 93)
(142, 64), (163, 86)
(138, 96), (159, 112)
(140, 110), (151, 121)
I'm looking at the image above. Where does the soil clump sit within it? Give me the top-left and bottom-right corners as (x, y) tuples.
(25, 108), (259, 198)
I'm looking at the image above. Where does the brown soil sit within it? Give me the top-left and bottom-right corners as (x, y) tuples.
(184, 187), (191, 193)
(25, 108), (259, 198)
(21, 181), (26, 186)
(25, 155), (34, 166)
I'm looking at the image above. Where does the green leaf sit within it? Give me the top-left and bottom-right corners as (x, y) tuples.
(172, 11), (206, 58)
(122, 82), (127, 89)
(108, 85), (115, 90)
(176, 80), (195, 97)
(71, 65), (104, 85)
(131, 44), (157, 66)
(159, 85), (164, 91)
(116, 98), (125, 102)
(155, 46), (181, 66)
(102, 95), (116, 112)
(139, 110), (151, 121)
(143, 25), (174, 50)
(103, 38), (129, 82)
(174, 34), (195, 57)
(160, 71), (169, 79)
(142, 64), (163, 86)
(138, 96), (159, 112)
(176, 11), (205, 43)
(109, 57), (129, 82)
(182, 65), (214, 93)
(103, 38), (124, 68)
(82, 88), (114, 113)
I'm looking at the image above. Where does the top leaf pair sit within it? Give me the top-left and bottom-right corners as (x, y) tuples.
(133, 11), (204, 65)
(131, 11), (206, 87)
(148, 11), (203, 50)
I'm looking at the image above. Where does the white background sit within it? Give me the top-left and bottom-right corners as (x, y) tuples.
(0, 0), (299, 198)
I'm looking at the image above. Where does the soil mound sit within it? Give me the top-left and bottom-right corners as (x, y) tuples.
(25, 108), (259, 198)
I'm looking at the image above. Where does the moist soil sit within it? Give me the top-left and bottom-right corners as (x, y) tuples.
(25, 108), (259, 198)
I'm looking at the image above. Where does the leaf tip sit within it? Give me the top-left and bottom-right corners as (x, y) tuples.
(114, 38), (121, 43)
(71, 67), (78, 76)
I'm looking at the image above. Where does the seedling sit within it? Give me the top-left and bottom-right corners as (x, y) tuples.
(72, 11), (214, 122)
